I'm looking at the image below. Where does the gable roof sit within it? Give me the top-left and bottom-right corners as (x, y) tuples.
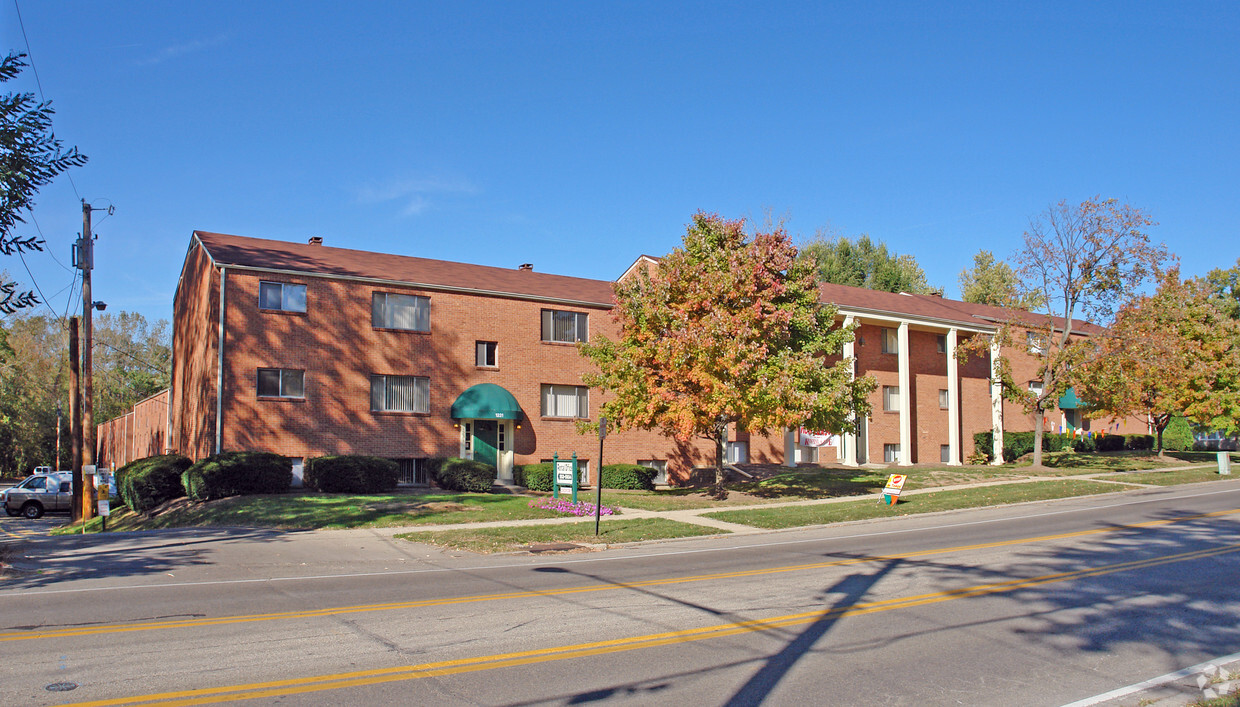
(191, 231), (617, 308)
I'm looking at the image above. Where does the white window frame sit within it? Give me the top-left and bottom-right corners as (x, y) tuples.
(937, 334), (947, 354)
(257, 368), (305, 398)
(1027, 331), (1048, 355)
(883, 385), (900, 412)
(370, 374), (430, 413)
(881, 328), (898, 354)
(939, 389), (949, 409)
(259, 281), (306, 312)
(1029, 380), (1045, 396)
(541, 384), (589, 418)
(373, 292), (430, 332)
(476, 341), (498, 368)
(541, 309), (588, 343)
(940, 445), (951, 463)
(884, 443), (901, 463)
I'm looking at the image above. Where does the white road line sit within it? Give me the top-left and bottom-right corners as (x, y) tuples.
(1060, 650), (1240, 707)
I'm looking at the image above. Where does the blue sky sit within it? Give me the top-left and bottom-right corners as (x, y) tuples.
(3, 1), (1237, 326)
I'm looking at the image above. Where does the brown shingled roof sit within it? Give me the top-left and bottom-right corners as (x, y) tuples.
(192, 231), (617, 307)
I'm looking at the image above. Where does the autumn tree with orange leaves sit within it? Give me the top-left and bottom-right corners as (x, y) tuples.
(581, 212), (873, 494)
(991, 197), (1166, 467)
(1075, 269), (1240, 454)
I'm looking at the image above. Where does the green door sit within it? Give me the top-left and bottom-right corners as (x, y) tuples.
(474, 420), (498, 469)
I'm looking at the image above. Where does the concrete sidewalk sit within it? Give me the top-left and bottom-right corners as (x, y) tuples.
(360, 465), (1231, 538)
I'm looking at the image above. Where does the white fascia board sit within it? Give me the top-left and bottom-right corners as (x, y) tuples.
(829, 305), (995, 334)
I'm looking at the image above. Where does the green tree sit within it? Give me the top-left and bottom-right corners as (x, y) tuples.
(1076, 269), (1240, 453)
(1, 53), (88, 313)
(799, 231), (933, 294)
(995, 197), (1166, 467)
(0, 310), (169, 476)
(958, 249), (1042, 309)
(1201, 257), (1240, 320)
(581, 212), (874, 494)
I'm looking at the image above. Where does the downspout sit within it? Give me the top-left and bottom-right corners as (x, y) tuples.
(215, 266), (226, 455)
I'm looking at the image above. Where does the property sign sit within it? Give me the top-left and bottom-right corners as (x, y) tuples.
(556, 459), (575, 486)
(799, 428), (837, 448)
(553, 452), (580, 503)
(882, 474), (907, 505)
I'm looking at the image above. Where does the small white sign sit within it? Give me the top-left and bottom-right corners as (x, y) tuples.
(556, 460), (575, 486)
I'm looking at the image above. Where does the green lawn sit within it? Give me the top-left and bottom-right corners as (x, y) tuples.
(702, 479), (1121, 529)
(395, 518), (721, 553)
(54, 491), (573, 533)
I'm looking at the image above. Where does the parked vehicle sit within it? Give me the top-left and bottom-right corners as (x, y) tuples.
(3, 472), (73, 519)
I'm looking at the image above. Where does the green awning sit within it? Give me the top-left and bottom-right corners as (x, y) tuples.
(1059, 387), (1087, 410)
(450, 383), (523, 420)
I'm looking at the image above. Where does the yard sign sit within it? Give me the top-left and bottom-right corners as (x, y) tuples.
(882, 474), (907, 505)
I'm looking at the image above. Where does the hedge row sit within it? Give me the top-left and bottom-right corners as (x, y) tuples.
(182, 452), (292, 501)
(304, 456), (399, 493)
(430, 457), (496, 492)
(972, 431), (1161, 462)
(115, 454), (192, 512)
(512, 463), (657, 491)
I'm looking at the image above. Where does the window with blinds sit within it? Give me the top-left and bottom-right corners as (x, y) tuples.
(372, 292), (430, 331)
(540, 384), (588, 418)
(370, 374), (430, 413)
(541, 309), (587, 343)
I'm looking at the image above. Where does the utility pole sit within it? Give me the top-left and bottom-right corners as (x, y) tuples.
(75, 199), (112, 521)
(55, 400), (62, 470)
(69, 316), (82, 522)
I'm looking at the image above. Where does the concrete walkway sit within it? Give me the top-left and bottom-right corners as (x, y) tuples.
(365, 464), (1232, 538)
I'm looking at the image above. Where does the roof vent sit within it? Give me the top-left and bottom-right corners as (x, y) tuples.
(308, 237), (323, 246)
(518, 263), (533, 271)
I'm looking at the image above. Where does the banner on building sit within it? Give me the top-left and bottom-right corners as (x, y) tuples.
(799, 428), (837, 448)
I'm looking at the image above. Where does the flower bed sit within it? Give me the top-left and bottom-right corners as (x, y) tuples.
(529, 498), (619, 517)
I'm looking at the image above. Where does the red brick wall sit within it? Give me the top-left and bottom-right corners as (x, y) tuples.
(96, 390), (170, 469)
(169, 242), (221, 460)
(201, 268), (714, 484)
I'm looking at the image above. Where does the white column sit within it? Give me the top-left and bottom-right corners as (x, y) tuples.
(783, 428), (797, 468)
(947, 328), (961, 466)
(898, 322), (912, 466)
(990, 338), (1004, 465)
(841, 316), (858, 466)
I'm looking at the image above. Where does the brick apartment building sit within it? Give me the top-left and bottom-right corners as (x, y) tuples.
(97, 232), (1146, 485)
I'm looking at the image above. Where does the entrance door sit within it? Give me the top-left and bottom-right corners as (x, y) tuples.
(855, 417), (868, 465)
(474, 420), (498, 469)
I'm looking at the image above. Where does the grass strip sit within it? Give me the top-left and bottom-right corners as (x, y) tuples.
(1103, 468), (1240, 486)
(703, 479), (1121, 529)
(395, 518), (721, 553)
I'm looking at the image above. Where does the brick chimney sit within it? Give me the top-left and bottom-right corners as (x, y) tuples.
(308, 237), (323, 246)
(518, 263), (533, 271)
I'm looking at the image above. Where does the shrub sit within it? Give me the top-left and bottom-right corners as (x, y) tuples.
(303, 456), (398, 493)
(115, 454), (192, 512)
(1097, 434), (1126, 452)
(1072, 434), (1097, 453)
(181, 452), (293, 501)
(973, 431), (994, 462)
(431, 457), (496, 493)
(1161, 417), (1194, 452)
(1125, 434), (1154, 451)
(514, 462), (553, 491)
(600, 464), (656, 490)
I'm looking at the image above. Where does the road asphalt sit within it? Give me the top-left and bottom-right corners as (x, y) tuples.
(2, 469), (1238, 706)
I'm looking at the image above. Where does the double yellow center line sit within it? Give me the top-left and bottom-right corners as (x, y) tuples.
(6, 508), (1239, 645)
(65, 537), (1240, 706)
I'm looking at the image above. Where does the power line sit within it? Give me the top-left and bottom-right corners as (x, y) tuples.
(13, 0), (81, 202)
(93, 338), (169, 375)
